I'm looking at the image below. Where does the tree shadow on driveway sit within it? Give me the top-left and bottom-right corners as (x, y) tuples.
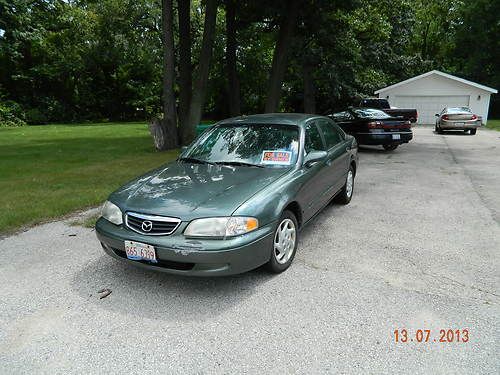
(71, 254), (274, 323)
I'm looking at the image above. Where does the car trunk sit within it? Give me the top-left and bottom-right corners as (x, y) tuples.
(445, 113), (475, 121)
(367, 118), (411, 132)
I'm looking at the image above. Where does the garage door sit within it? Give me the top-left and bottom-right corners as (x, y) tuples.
(392, 95), (470, 124)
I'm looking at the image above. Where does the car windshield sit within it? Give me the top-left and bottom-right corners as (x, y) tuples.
(351, 108), (391, 119)
(446, 107), (472, 113)
(183, 123), (300, 168)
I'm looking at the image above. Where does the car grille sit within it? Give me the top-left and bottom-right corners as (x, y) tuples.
(125, 212), (181, 235)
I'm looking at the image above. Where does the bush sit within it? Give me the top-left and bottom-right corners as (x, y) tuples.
(25, 108), (49, 125)
(0, 101), (27, 127)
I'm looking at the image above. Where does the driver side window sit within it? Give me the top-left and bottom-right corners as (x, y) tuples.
(305, 122), (325, 154)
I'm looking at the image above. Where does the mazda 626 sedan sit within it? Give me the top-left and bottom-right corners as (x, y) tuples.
(96, 114), (358, 276)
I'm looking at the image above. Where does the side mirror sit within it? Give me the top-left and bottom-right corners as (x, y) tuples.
(304, 150), (327, 168)
(435, 114), (439, 117)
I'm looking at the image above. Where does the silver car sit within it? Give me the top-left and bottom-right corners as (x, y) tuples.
(435, 107), (482, 135)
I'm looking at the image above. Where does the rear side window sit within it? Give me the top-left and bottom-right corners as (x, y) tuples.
(318, 120), (342, 149)
(305, 122), (325, 153)
(332, 111), (354, 121)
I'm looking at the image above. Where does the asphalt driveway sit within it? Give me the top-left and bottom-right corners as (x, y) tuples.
(1, 126), (499, 374)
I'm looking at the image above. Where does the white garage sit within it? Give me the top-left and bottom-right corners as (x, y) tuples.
(375, 70), (497, 125)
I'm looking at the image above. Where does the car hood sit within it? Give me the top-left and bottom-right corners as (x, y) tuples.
(110, 161), (290, 220)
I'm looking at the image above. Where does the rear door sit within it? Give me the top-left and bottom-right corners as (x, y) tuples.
(317, 119), (350, 194)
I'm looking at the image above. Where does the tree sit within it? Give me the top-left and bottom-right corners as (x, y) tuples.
(184, 0), (218, 144)
(178, 0), (192, 138)
(225, 0), (240, 116)
(264, 0), (300, 113)
(150, 0), (178, 150)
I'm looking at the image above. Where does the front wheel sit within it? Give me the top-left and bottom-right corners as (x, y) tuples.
(470, 129), (477, 135)
(336, 165), (355, 205)
(383, 144), (398, 151)
(266, 211), (298, 274)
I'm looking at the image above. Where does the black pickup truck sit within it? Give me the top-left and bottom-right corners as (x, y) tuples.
(359, 98), (418, 123)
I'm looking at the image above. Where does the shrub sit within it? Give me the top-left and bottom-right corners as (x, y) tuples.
(25, 108), (49, 125)
(0, 101), (27, 127)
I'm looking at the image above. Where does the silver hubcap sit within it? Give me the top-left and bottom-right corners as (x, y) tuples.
(274, 219), (296, 264)
(346, 170), (354, 198)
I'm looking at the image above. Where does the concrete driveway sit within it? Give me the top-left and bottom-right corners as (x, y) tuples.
(1, 126), (499, 374)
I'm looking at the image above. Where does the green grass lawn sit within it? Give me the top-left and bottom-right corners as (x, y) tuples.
(486, 119), (500, 131)
(0, 122), (178, 234)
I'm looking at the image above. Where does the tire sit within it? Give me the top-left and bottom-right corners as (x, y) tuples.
(435, 125), (439, 133)
(266, 211), (298, 274)
(436, 125), (443, 134)
(336, 164), (355, 205)
(470, 129), (477, 135)
(382, 144), (398, 151)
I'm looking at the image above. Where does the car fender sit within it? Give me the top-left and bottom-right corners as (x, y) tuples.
(232, 169), (304, 227)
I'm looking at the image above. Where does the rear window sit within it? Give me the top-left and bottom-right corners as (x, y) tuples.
(352, 108), (391, 119)
(446, 107), (472, 114)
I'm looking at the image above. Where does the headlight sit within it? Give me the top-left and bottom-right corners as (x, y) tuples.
(184, 217), (258, 237)
(101, 200), (123, 225)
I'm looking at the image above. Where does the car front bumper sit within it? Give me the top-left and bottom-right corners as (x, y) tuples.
(439, 119), (481, 130)
(355, 131), (413, 145)
(95, 217), (275, 276)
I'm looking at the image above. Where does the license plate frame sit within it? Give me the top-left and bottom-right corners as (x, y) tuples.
(124, 240), (157, 263)
(392, 134), (401, 140)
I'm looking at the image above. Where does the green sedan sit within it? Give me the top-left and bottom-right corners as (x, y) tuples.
(96, 114), (358, 276)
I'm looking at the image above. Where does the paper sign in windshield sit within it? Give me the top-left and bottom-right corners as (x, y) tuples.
(261, 150), (292, 165)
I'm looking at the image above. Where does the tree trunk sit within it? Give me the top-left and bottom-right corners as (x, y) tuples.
(264, 0), (300, 113)
(151, 0), (178, 151)
(303, 59), (316, 114)
(184, 0), (218, 145)
(178, 0), (192, 141)
(226, 0), (240, 116)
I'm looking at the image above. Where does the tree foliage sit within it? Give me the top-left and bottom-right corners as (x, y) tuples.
(0, 0), (498, 129)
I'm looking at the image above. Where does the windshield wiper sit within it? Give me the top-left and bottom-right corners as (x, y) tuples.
(214, 161), (264, 168)
(178, 157), (214, 165)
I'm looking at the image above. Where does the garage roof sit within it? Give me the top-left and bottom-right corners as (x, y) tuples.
(375, 70), (497, 95)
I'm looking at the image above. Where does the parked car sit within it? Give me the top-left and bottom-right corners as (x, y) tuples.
(329, 108), (412, 151)
(359, 98), (418, 123)
(435, 107), (481, 135)
(96, 114), (358, 276)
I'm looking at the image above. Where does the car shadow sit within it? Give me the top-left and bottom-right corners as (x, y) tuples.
(434, 130), (472, 136)
(358, 145), (391, 153)
(71, 255), (274, 323)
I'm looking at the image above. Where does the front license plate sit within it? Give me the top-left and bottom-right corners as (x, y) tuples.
(392, 134), (401, 140)
(124, 240), (157, 263)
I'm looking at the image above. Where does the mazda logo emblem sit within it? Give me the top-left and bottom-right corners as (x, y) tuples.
(141, 220), (153, 232)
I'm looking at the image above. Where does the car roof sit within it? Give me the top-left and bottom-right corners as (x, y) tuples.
(217, 113), (324, 127)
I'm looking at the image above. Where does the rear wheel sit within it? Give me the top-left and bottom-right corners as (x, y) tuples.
(336, 165), (355, 205)
(470, 129), (477, 135)
(266, 211), (298, 274)
(383, 144), (398, 151)
(436, 125), (443, 134)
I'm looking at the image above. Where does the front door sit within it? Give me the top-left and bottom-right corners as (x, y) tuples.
(297, 121), (330, 222)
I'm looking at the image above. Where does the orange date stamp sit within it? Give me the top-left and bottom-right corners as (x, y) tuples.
(394, 329), (469, 343)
